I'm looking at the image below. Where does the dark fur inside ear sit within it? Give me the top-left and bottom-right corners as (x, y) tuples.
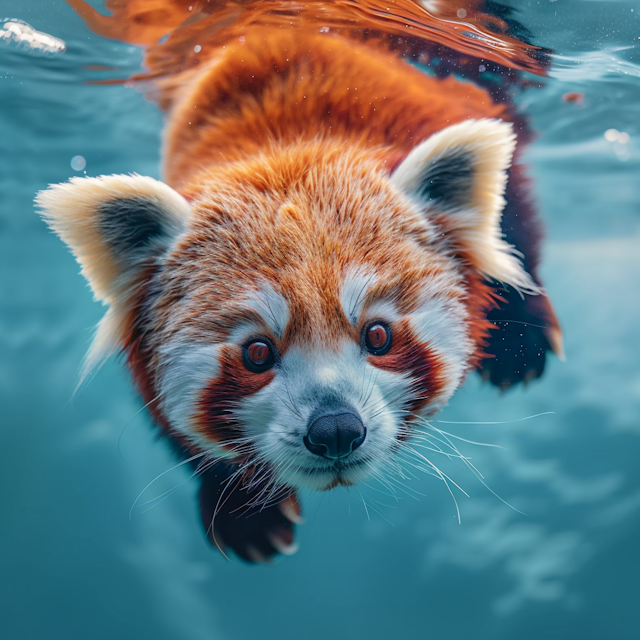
(99, 197), (169, 254)
(417, 151), (474, 209)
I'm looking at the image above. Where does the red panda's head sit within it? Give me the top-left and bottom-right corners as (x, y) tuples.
(37, 119), (539, 492)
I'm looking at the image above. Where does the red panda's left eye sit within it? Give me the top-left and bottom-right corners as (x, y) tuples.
(243, 339), (276, 373)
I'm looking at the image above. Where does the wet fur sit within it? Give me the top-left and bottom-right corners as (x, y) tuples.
(37, 9), (561, 562)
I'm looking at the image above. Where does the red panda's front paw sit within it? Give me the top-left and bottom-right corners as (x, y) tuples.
(198, 464), (301, 563)
(479, 287), (564, 390)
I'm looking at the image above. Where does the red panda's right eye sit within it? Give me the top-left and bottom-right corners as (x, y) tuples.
(363, 321), (392, 356)
(243, 339), (276, 373)
(247, 342), (268, 364)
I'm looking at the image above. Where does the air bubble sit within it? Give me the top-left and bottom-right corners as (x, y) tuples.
(604, 129), (630, 144)
(194, 44), (202, 53)
(71, 156), (86, 171)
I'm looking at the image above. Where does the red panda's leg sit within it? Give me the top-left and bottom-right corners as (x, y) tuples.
(477, 163), (563, 389)
(197, 462), (301, 563)
(479, 285), (562, 389)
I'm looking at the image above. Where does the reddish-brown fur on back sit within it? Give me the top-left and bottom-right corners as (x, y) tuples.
(164, 29), (507, 188)
(77, 23), (515, 442)
(57, 0), (562, 427)
(67, 0), (554, 361)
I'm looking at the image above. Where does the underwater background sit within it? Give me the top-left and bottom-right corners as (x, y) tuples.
(1, 1), (639, 639)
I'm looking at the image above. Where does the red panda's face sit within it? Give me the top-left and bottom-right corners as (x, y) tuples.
(37, 120), (537, 494)
(150, 143), (491, 492)
(155, 264), (473, 492)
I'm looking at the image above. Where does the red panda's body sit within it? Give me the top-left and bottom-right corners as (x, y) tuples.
(39, 0), (562, 562)
(163, 29), (505, 187)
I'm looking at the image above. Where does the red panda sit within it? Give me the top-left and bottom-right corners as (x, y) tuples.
(37, 0), (562, 563)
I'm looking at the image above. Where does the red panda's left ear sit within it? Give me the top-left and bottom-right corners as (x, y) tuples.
(36, 174), (191, 375)
(390, 119), (540, 295)
(36, 174), (191, 303)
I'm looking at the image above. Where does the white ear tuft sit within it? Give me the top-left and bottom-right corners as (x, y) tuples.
(391, 119), (540, 295)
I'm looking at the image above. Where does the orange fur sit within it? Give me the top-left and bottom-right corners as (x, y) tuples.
(151, 30), (506, 372)
(163, 29), (507, 188)
(38, 1), (562, 561)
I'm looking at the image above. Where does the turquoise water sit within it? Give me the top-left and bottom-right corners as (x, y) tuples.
(1, 1), (639, 639)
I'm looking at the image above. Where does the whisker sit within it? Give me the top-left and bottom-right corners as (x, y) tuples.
(436, 411), (555, 426)
(356, 487), (371, 521)
(490, 319), (550, 330)
(400, 444), (470, 523)
(404, 416), (525, 515)
(410, 440), (469, 460)
(417, 468), (460, 523)
(282, 378), (304, 420)
(137, 471), (198, 514)
(352, 487), (397, 524)
(129, 451), (208, 519)
(118, 393), (162, 458)
(362, 369), (380, 407)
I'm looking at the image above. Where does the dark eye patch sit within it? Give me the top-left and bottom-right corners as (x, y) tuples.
(195, 344), (276, 447)
(98, 197), (168, 254)
(365, 318), (445, 419)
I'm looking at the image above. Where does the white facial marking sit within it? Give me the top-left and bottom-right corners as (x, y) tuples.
(315, 366), (342, 386)
(235, 341), (412, 491)
(245, 283), (290, 339)
(229, 270), (473, 491)
(361, 298), (401, 325)
(227, 321), (266, 346)
(408, 290), (473, 412)
(340, 266), (378, 326)
(158, 339), (224, 452)
(159, 273), (471, 493)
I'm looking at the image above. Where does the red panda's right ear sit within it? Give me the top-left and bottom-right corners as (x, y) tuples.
(36, 174), (191, 305)
(390, 119), (540, 296)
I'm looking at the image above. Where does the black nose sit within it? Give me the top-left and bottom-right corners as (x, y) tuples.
(304, 407), (366, 459)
